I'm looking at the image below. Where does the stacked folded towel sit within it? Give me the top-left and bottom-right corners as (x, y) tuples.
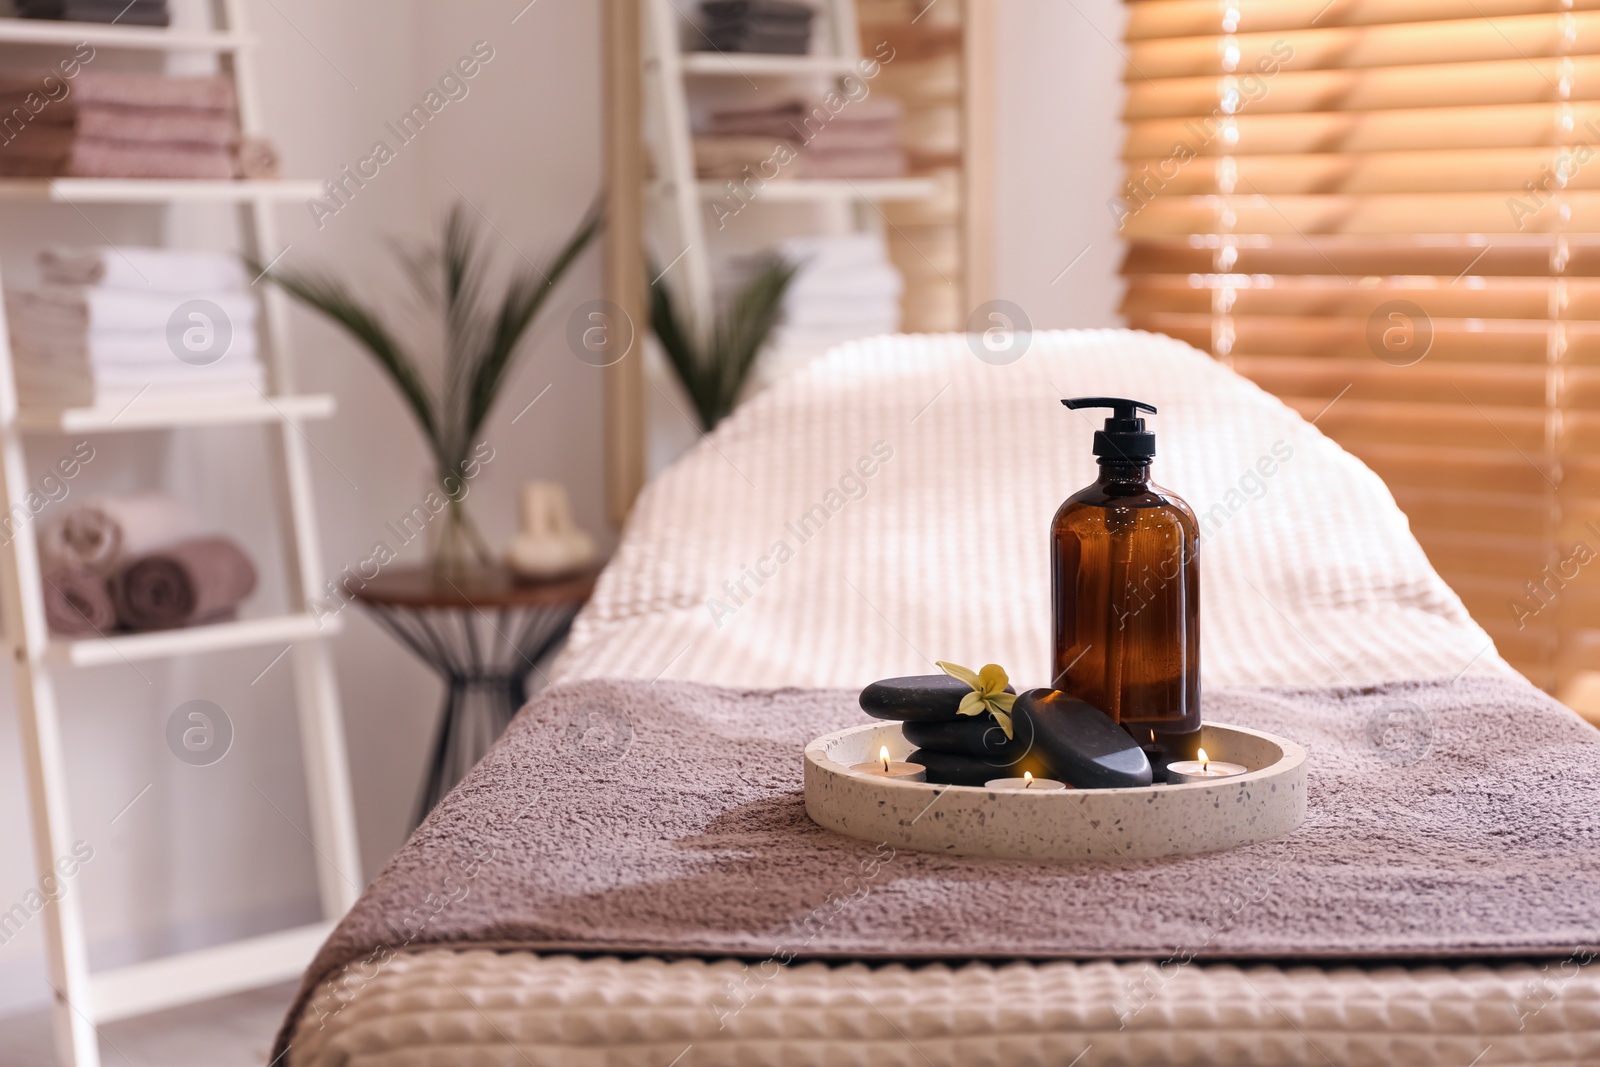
(0, 71), (237, 178)
(735, 234), (902, 385)
(17, 0), (169, 25)
(5, 245), (262, 408)
(695, 96), (907, 180)
(38, 494), (258, 635)
(697, 0), (815, 54)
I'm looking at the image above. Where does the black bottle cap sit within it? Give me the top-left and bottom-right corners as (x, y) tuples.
(1061, 396), (1158, 461)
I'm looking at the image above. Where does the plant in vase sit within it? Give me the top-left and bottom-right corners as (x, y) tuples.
(252, 201), (600, 573)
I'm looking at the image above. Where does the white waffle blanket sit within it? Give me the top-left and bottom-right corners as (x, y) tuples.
(290, 331), (1600, 1066)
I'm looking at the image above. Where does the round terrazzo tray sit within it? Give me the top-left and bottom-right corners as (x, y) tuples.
(803, 721), (1306, 861)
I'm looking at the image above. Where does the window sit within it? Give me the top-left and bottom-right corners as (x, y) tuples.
(1118, 0), (1600, 690)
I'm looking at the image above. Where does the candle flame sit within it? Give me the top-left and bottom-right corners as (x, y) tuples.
(1024, 771), (1034, 788)
(879, 745), (891, 772)
(1197, 747), (1209, 771)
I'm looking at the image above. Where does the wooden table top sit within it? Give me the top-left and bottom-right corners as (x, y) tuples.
(350, 561), (604, 610)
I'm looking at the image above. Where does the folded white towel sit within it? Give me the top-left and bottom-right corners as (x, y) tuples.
(776, 234), (889, 270)
(10, 327), (260, 367)
(16, 359), (265, 407)
(786, 262), (903, 301)
(39, 246), (249, 293)
(6, 286), (258, 335)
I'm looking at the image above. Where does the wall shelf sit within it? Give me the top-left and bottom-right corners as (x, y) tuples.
(680, 52), (860, 77)
(46, 612), (340, 668)
(0, 18), (248, 50)
(18, 393), (336, 433)
(604, 0), (994, 519)
(0, 178), (323, 203)
(0, 3), (365, 1060)
(694, 177), (936, 202)
(89, 921), (334, 1024)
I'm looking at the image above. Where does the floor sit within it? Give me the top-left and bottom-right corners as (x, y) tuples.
(0, 981), (294, 1066)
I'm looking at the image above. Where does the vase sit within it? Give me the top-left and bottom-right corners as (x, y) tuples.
(427, 471), (492, 577)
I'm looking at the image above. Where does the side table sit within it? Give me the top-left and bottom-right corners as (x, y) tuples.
(352, 562), (602, 827)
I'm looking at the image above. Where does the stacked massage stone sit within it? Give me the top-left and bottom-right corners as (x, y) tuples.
(859, 675), (1154, 789)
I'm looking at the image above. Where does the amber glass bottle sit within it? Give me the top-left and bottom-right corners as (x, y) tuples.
(1051, 398), (1200, 759)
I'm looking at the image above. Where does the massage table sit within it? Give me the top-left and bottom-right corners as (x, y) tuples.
(283, 330), (1600, 1066)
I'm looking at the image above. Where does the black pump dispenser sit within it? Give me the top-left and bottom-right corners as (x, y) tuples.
(1061, 397), (1158, 462)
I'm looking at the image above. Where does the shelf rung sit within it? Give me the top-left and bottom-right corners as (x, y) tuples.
(89, 921), (334, 1024)
(0, 19), (250, 50)
(679, 52), (861, 77)
(48, 612), (339, 668)
(18, 393), (336, 432)
(0, 178), (324, 203)
(695, 177), (937, 203)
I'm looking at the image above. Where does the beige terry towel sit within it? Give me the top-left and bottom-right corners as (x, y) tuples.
(0, 71), (236, 112)
(693, 135), (800, 179)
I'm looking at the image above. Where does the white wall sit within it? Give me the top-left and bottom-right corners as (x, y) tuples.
(0, 0), (1123, 1016)
(993, 0), (1125, 329)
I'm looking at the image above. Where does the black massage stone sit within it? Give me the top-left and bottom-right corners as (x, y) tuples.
(859, 674), (1014, 723)
(902, 713), (1033, 761)
(1141, 744), (1174, 784)
(906, 748), (1021, 787)
(1013, 689), (1153, 789)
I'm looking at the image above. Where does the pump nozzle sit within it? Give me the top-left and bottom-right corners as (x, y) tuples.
(1061, 396), (1159, 461)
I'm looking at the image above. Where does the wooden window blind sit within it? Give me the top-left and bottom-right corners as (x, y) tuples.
(1118, 0), (1600, 691)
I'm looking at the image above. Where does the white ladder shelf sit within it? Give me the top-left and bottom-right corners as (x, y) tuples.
(0, 2), (361, 1064)
(640, 0), (935, 335)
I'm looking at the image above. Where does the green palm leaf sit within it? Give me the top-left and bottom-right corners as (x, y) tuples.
(248, 198), (602, 566)
(650, 256), (798, 432)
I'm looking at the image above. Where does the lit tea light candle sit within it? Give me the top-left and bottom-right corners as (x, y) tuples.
(984, 770), (1068, 791)
(850, 745), (926, 781)
(1165, 747), (1247, 785)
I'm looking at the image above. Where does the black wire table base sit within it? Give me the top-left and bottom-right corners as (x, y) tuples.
(360, 600), (581, 828)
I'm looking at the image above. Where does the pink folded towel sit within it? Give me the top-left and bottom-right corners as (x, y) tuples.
(0, 71), (236, 112)
(0, 139), (235, 179)
(798, 148), (908, 179)
(1, 106), (238, 147)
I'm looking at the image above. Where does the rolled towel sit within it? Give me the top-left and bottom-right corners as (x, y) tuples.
(39, 246), (249, 295)
(38, 494), (200, 575)
(41, 568), (115, 636)
(109, 536), (257, 631)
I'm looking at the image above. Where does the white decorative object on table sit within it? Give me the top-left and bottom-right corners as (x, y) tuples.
(805, 721), (1306, 861)
(504, 482), (597, 580)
